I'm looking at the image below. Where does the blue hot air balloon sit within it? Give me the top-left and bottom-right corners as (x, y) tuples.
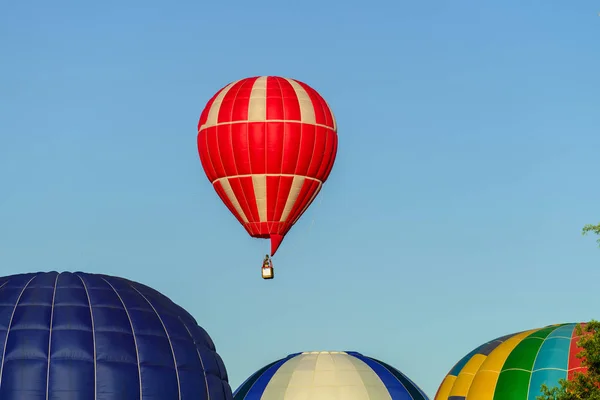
(0, 271), (233, 400)
(234, 351), (429, 399)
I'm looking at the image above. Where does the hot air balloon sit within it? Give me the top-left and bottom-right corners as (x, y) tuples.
(234, 351), (430, 399)
(197, 76), (338, 278)
(434, 323), (588, 400)
(0, 271), (233, 400)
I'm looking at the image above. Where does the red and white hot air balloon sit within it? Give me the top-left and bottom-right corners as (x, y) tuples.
(197, 76), (338, 270)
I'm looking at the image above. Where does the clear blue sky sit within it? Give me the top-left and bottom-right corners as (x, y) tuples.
(1, 0), (599, 397)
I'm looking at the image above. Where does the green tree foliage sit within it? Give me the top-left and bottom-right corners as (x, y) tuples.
(538, 321), (600, 400)
(582, 223), (600, 246)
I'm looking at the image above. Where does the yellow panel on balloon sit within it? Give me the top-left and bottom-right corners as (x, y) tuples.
(477, 330), (534, 372)
(448, 354), (487, 397)
(464, 330), (535, 400)
(434, 375), (456, 400)
(465, 370), (499, 400)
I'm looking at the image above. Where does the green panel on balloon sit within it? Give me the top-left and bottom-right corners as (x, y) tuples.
(493, 326), (555, 400)
(527, 326), (559, 340)
(493, 370), (531, 400)
(502, 327), (555, 371)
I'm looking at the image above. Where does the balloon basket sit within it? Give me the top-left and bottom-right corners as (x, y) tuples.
(261, 266), (274, 280)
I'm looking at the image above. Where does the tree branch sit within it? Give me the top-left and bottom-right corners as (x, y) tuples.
(582, 223), (600, 246)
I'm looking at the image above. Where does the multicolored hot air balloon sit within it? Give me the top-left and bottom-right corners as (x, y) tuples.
(0, 271), (233, 400)
(434, 323), (588, 400)
(234, 351), (430, 400)
(197, 76), (338, 261)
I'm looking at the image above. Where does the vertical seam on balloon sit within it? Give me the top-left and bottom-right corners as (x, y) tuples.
(408, 375), (429, 400)
(293, 80), (325, 179)
(322, 97), (337, 131)
(177, 316), (211, 400)
(567, 323), (583, 376)
(248, 77), (265, 226)
(204, 129), (217, 182)
(290, 182), (322, 225)
(349, 354), (381, 398)
(203, 82), (236, 181)
(233, 370), (260, 397)
(462, 335), (514, 399)
(246, 118), (254, 234)
(566, 324), (575, 374)
(280, 362), (294, 400)
(386, 356), (428, 400)
(384, 365), (415, 400)
(304, 124), (318, 183)
(229, 118), (240, 177)
(200, 87), (224, 181)
(243, 369), (272, 398)
(301, 81), (337, 180)
(312, 84), (329, 128)
(200, 80), (239, 131)
(318, 91), (331, 130)
(291, 108), (304, 235)
(76, 273), (97, 400)
(448, 341), (489, 378)
(214, 105), (225, 178)
(100, 277), (143, 400)
(486, 330), (538, 397)
(524, 336), (548, 398)
(128, 284), (182, 400)
(310, 353), (318, 393)
(325, 133), (338, 180)
(531, 332), (573, 390)
(384, 355), (428, 400)
(245, 78), (262, 226)
(226, 119), (244, 227)
(292, 123), (303, 183)
(318, 119), (329, 182)
(262, 77), (268, 175)
(522, 328), (558, 398)
(260, 77), (268, 229)
(205, 121), (245, 229)
(288, 80), (305, 178)
(360, 354), (415, 400)
(228, 79), (253, 226)
(242, 84), (257, 233)
(45, 272), (60, 400)
(384, 360), (428, 400)
(270, 77), (286, 232)
(288, 183), (312, 226)
(198, 91), (218, 131)
(244, 354), (296, 398)
(327, 352), (336, 393)
(279, 80), (306, 228)
(274, 77), (287, 231)
(0, 274), (38, 392)
(233, 358), (285, 397)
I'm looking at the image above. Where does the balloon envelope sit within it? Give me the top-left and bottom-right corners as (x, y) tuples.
(435, 323), (588, 400)
(0, 271), (232, 400)
(197, 76), (338, 256)
(233, 351), (429, 399)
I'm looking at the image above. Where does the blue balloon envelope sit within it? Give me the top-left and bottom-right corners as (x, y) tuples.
(0, 271), (232, 400)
